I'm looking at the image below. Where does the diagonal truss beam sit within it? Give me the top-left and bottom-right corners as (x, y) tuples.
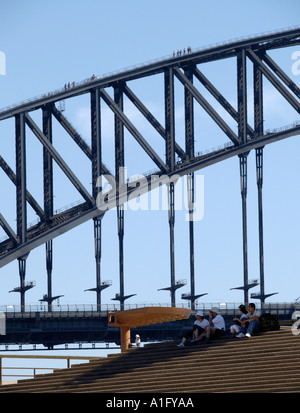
(174, 68), (240, 146)
(52, 105), (113, 177)
(123, 84), (187, 161)
(100, 89), (168, 173)
(123, 85), (166, 137)
(52, 105), (92, 159)
(193, 67), (254, 138)
(0, 155), (45, 219)
(0, 213), (18, 243)
(1, 123), (299, 268)
(247, 49), (300, 113)
(261, 52), (300, 99)
(25, 113), (94, 205)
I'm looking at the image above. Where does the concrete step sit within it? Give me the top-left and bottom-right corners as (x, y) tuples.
(0, 329), (298, 393)
(43, 367), (300, 393)
(4, 342), (298, 392)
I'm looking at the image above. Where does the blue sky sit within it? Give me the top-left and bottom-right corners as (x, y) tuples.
(0, 0), (300, 310)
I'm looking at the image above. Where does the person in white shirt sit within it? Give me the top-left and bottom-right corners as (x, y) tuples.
(177, 311), (209, 347)
(197, 307), (225, 344)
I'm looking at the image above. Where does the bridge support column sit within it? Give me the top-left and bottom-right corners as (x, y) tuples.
(184, 65), (196, 310)
(117, 205), (125, 310)
(94, 218), (102, 311)
(187, 173), (196, 310)
(168, 182), (176, 307)
(10, 255), (34, 313)
(18, 258), (26, 312)
(255, 148), (268, 303)
(239, 155), (249, 305)
(15, 113), (30, 312)
(114, 84), (126, 310)
(45, 240), (53, 311)
(165, 68), (177, 307)
(43, 105), (55, 312)
(237, 49), (249, 304)
(91, 88), (104, 311)
(254, 62), (266, 304)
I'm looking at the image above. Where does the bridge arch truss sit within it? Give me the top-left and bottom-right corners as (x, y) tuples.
(0, 27), (300, 310)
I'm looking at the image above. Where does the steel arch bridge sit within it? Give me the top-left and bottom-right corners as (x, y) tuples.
(0, 27), (300, 312)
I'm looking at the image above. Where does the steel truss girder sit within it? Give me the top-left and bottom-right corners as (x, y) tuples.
(247, 49), (300, 113)
(184, 65), (195, 158)
(52, 103), (113, 178)
(0, 154), (45, 220)
(261, 52), (300, 99)
(237, 49), (248, 144)
(174, 68), (240, 146)
(0, 213), (18, 243)
(123, 84), (187, 161)
(0, 28), (299, 307)
(165, 68), (176, 172)
(1, 28), (299, 122)
(100, 88), (168, 173)
(0, 122), (299, 269)
(43, 104), (54, 219)
(193, 67), (255, 138)
(25, 113), (94, 205)
(90, 88), (102, 198)
(52, 105), (93, 160)
(15, 113), (27, 244)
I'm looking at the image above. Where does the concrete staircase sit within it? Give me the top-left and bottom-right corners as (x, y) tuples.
(0, 329), (299, 393)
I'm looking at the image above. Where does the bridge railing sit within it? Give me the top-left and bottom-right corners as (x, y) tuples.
(0, 302), (297, 318)
(0, 354), (99, 385)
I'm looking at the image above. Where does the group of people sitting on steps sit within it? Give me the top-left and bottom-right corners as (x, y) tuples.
(177, 303), (260, 347)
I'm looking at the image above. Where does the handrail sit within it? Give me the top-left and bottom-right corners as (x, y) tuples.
(0, 301), (299, 317)
(0, 354), (100, 384)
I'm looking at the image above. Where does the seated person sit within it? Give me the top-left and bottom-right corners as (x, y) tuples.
(197, 307), (225, 344)
(230, 304), (249, 337)
(236, 302), (260, 338)
(177, 310), (209, 347)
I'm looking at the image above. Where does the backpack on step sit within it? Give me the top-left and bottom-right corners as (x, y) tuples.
(259, 313), (280, 332)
